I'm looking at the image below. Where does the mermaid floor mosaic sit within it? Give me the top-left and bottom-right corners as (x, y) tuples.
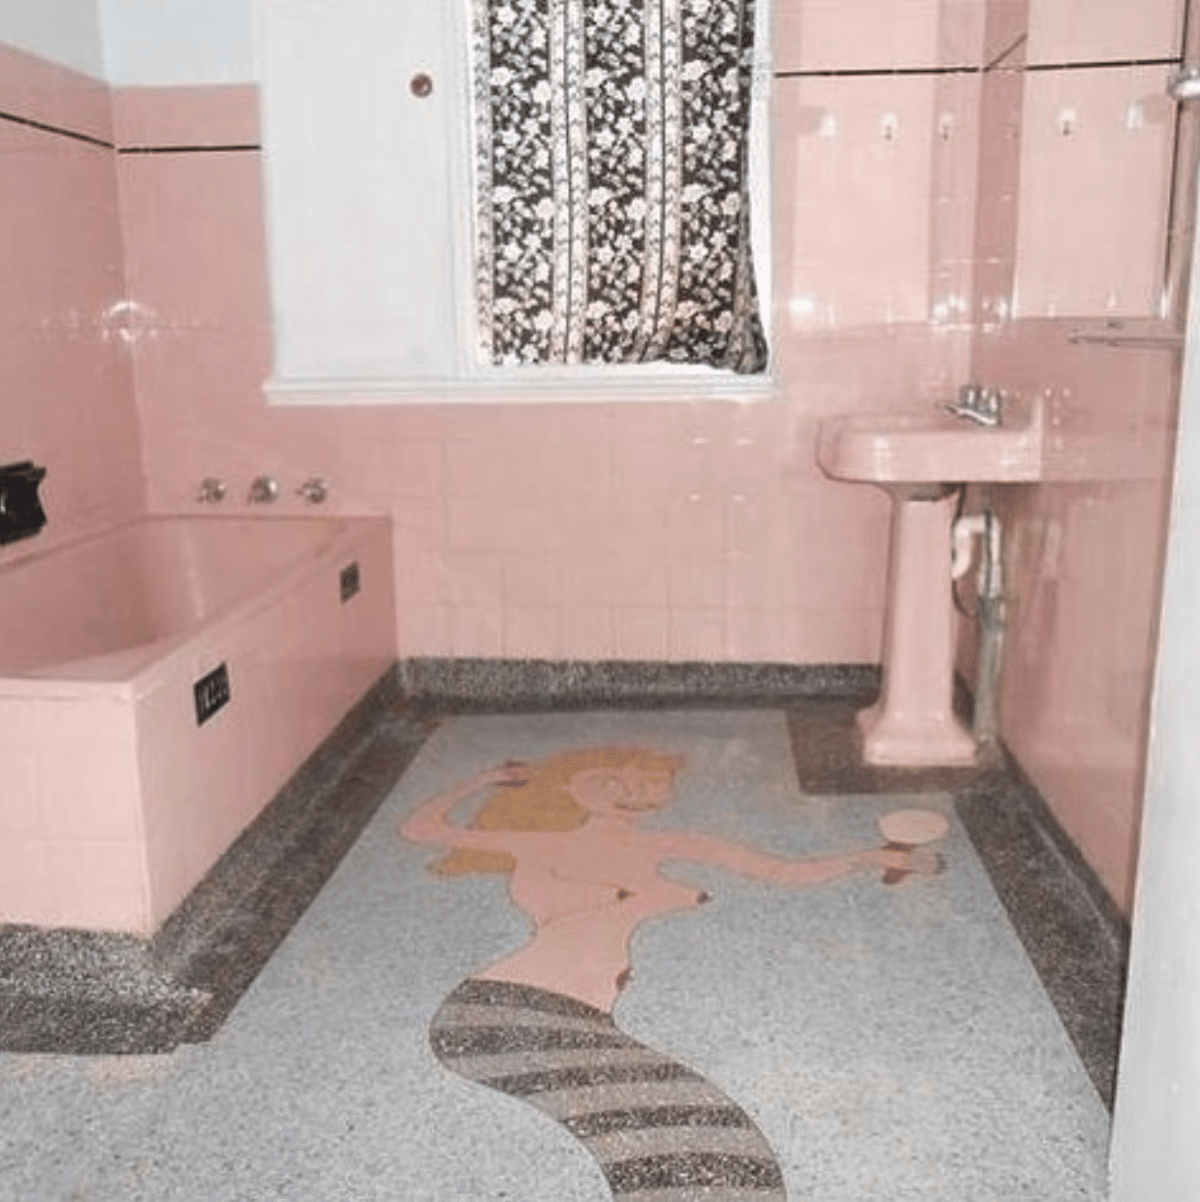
(0, 709), (1110, 1201)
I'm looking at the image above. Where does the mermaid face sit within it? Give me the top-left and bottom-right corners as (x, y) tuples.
(565, 765), (675, 818)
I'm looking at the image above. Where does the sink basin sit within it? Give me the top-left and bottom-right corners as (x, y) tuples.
(818, 399), (1043, 487)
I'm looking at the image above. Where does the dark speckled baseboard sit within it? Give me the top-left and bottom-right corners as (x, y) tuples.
(0, 668), (435, 1056)
(398, 657), (880, 710)
(955, 758), (1129, 1110)
(787, 695), (987, 795)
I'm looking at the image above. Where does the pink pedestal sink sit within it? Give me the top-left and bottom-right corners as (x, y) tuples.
(818, 399), (1043, 765)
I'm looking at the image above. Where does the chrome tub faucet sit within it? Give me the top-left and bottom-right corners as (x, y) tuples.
(248, 475), (280, 503)
(197, 477), (226, 503)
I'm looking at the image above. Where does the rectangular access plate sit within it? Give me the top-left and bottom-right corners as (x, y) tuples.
(194, 663), (231, 726)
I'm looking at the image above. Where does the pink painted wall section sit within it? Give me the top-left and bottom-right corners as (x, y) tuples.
(118, 77), (977, 667)
(0, 43), (144, 567)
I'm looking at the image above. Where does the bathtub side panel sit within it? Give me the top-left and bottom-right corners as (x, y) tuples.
(137, 522), (396, 927)
(0, 693), (152, 932)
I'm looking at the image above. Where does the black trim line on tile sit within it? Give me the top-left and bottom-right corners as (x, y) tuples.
(984, 34), (1028, 73)
(1025, 56), (1180, 73)
(116, 143), (261, 155)
(0, 107), (113, 149)
(774, 65), (982, 80)
(776, 55), (1181, 82)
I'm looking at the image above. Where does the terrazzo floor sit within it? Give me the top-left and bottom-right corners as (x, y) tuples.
(0, 709), (1111, 1201)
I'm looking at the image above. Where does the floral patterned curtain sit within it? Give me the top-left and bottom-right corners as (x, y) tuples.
(472, 0), (768, 374)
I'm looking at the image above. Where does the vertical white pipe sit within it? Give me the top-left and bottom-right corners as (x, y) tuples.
(1108, 147), (1200, 1198)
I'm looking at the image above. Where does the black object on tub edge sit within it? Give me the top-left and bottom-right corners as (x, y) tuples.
(0, 461), (47, 546)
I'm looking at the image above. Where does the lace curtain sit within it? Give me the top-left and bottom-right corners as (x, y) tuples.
(472, 0), (768, 374)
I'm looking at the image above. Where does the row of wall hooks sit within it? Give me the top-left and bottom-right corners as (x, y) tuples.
(810, 104), (1161, 142)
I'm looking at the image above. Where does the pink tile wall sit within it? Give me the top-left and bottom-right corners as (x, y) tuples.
(1014, 67), (1176, 319)
(0, 44), (144, 566)
(0, 42), (111, 143)
(778, 76), (939, 328)
(772, 9), (982, 338)
(982, 0), (1029, 66)
(117, 78), (976, 668)
(973, 62), (1024, 325)
(1025, 0), (1184, 66)
(965, 1), (1187, 910)
(775, 0), (985, 73)
(972, 321), (1179, 912)
(112, 84), (261, 149)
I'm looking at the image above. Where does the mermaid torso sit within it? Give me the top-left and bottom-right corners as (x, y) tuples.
(505, 826), (708, 927)
(475, 826), (709, 1013)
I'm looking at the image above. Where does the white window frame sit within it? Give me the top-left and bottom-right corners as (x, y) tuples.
(257, 0), (777, 406)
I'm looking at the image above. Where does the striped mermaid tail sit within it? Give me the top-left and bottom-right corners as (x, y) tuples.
(430, 978), (788, 1201)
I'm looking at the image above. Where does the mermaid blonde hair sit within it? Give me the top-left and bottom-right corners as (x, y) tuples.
(432, 745), (685, 876)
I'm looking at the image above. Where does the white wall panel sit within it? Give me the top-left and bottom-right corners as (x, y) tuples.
(98, 0), (255, 85)
(0, 0), (105, 78)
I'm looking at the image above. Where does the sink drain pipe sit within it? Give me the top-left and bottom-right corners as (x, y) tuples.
(951, 494), (1006, 758)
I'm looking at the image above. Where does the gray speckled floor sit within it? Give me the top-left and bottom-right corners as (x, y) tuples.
(0, 710), (1109, 1201)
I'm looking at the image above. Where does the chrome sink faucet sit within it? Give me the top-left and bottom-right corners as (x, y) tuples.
(944, 383), (1005, 427)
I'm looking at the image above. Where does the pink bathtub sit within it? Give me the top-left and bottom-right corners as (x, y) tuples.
(0, 516), (396, 936)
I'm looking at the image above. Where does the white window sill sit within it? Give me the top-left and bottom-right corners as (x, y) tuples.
(264, 371), (782, 407)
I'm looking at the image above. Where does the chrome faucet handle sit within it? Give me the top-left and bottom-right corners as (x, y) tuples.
(197, 477), (226, 503)
(248, 474), (280, 504)
(977, 387), (1007, 425)
(944, 384), (1005, 427)
(296, 477), (329, 505)
(943, 404), (997, 427)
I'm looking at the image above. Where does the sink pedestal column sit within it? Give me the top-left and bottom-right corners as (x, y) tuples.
(858, 487), (977, 765)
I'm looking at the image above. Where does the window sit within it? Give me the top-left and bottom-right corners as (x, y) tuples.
(258, 0), (774, 404)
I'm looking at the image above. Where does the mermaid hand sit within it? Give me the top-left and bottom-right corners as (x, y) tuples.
(867, 845), (945, 884)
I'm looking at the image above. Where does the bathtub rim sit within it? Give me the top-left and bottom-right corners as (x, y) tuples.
(0, 512), (393, 699)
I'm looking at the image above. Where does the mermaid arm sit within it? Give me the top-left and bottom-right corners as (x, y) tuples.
(654, 831), (931, 887)
(399, 762), (529, 848)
